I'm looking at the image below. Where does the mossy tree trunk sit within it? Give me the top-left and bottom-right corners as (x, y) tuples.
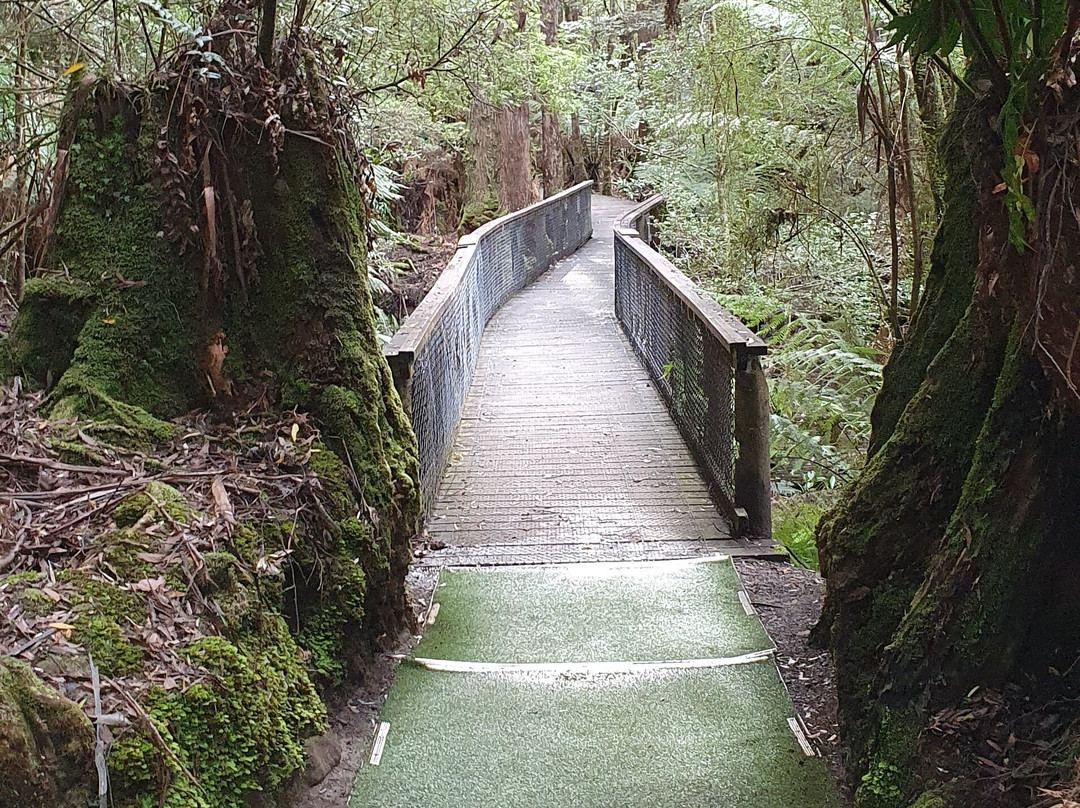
(816, 75), (1080, 807)
(5, 50), (420, 661)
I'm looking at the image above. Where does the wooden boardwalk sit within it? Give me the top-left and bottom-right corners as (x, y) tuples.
(350, 195), (836, 808)
(423, 195), (770, 565)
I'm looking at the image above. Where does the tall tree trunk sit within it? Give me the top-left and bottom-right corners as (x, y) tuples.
(540, 109), (564, 197)
(11, 8), (28, 301)
(539, 0), (564, 197)
(494, 103), (533, 211)
(817, 70), (1080, 808)
(258, 0), (277, 66)
(565, 112), (588, 184)
(896, 56), (925, 314)
(664, 0), (681, 30)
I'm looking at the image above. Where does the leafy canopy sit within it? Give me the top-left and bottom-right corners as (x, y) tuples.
(887, 0), (1073, 247)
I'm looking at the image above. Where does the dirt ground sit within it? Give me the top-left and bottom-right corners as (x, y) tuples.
(735, 557), (849, 805)
(375, 237), (458, 321)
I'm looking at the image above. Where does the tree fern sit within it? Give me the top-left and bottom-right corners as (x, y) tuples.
(714, 291), (881, 487)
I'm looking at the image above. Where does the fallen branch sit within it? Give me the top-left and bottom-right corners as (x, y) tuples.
(106, 675), (205, 797)
(0, 535), (26, 573)
(5, 627), (57, 657)
(0, 453), (129, 477)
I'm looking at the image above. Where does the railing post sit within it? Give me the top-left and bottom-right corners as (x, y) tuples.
(734, 354), (772, 538)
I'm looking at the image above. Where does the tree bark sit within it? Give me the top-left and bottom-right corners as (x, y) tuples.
(818, 69), (1080, 808)
(258, 0), (277, 66)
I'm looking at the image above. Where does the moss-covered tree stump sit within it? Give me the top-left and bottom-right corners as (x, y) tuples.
(0, 659), (96, 808)
(0, 16), (420, 807)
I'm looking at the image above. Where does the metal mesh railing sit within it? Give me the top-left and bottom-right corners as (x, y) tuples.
(614, 198), (771, 535)
(384, 182), (593, 511)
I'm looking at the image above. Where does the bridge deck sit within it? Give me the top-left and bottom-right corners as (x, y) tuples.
(424, 195), (770, 566)
(349, 196), (837, 808)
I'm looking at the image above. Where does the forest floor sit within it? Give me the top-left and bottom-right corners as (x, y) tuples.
(736, 558), (848, 803)
(377, 236), (458, 319)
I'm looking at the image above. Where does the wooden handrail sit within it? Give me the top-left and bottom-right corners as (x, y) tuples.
(614, 198), (766, 360)
(385, 180), (594, 360)
(614, 195), (772, 539)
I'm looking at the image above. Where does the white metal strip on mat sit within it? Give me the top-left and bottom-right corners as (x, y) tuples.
(426, 603), (441, 626)
(369, 722), (390, 766)
(515, 553), (733, 572)
(411, 649), (776, 675)
(787, 717), (816, 757)
(738, 590), (755, 615)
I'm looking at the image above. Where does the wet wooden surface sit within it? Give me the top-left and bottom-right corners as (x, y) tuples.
(423, 195), (775, 566)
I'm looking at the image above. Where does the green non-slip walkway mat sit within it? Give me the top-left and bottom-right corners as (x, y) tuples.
(414, 559), (772, 664)
(351, 661), (839, 808)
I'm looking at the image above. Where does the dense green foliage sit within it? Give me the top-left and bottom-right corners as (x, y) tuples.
(0, 0), (1000, 800)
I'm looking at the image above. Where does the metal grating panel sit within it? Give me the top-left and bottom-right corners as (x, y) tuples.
(391, 186), (593, 510)
(615, 237), (737, 519)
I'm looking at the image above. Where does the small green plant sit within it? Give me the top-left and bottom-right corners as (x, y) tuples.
(772, 498), (825, 570)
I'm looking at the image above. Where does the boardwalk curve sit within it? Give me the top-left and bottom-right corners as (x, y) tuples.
(351, 195), (839, 807)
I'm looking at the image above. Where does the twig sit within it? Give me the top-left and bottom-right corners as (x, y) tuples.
(0, 482), (137, 501)
(5, 627), (57, 657)
(360, 1), (506, 95)
(0, 453), (129, 477)
(49, 484), (133, 535)
(105, 675), (205, 796)
(89, 655), (108, 808)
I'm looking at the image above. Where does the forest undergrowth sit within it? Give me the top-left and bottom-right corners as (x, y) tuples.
(0, 0), (973, 802)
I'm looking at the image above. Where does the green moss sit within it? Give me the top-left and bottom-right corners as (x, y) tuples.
(49, 387), (176, 446)
(107, 518), (327, 806)
(111, 628), (325, 807)
(113, 482), (191, 528)
(296, 557), (366, 681)
(105, 734), (157, 796)
(92, 529), (154, 581)
(0, 658), (95, 808)
(63, 572), (146, 676)
(18, 72), (425, 808)
(867, 85), (984, 456)
(886, 324), (1057, 686)
(230, 523), (261, 566)
(48, 439), (113, 467)
(4, 570), (44, 587)
(73, 616), (143, 676)
(63, 571), (143, 615)
(460, 194), (500, 231)
(15, 588), (57, 618)
(3, 277), (94, 388)
(854, 707), (920, 808)
(909, 789), (951, 808)
(45, 87), (201, 423)
(307, 444), (354, 520)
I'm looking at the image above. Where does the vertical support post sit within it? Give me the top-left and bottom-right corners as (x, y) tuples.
(735, 354), (772, 538)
